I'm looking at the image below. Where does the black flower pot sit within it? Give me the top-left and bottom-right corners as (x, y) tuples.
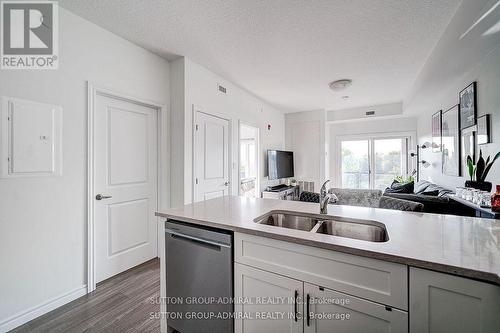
(465, 180), (492, 192)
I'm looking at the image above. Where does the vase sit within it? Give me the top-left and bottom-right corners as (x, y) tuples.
(492, 185), (500, 212)
(464, 180), (492, 192)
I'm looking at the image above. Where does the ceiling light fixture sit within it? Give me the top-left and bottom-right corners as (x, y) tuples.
(329, 79), (352, 91)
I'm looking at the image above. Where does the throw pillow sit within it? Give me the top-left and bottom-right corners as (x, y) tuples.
(437, 188), (453, 197)
(422, 190), (439, 196)
(422, 183), (443, 196)
(414, 181), (431, 194)
(385, 181), (414, 194)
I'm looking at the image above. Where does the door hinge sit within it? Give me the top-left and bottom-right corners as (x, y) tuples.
(195, 124), (199, 131)
(195, 178), (198, 185)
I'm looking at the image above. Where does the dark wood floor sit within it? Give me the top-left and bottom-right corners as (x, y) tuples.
(11, 259), (161, 333)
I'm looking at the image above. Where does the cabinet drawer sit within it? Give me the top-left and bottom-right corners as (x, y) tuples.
(305, 283), (408, 333)
(235, 233), (407, 310)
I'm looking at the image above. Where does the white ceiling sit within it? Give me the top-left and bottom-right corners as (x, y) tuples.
(60, 0), (461, 112)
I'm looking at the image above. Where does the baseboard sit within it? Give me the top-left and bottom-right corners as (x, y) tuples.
(0, 285), (87, 333)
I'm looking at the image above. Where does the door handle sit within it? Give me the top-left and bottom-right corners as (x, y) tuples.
(224, 181), (230, 186)
(294, 290), (299, 322)
(165, 228), (231, 248)
(306, 293), (311, 326)
(95, 194), (112, 200)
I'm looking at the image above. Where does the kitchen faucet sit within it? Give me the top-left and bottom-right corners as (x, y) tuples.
(319, 180), (332, 214)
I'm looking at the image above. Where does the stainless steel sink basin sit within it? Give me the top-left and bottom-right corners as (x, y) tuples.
(258, 213), (318, 231)
(254, 210), (388, 242)
(314, 219), (388, 242)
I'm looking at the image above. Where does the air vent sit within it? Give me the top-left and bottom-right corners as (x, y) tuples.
(218, 84), (227, 94)
(366, 110), (375, 116)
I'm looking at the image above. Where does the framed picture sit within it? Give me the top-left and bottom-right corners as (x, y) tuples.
(459, 82), (477, 130)
(477, 114), (490, 145)
(432, 110), (442, 152)
(441, 105), (460, 176)
(460, 126), (475, 177)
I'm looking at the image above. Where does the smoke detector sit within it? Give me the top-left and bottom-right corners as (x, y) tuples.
(329, 79), (352, 91)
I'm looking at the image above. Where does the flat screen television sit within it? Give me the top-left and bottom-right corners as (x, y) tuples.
(267, 150), (294, 180)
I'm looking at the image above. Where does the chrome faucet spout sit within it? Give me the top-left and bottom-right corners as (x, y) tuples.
(319, 180), (331, 214)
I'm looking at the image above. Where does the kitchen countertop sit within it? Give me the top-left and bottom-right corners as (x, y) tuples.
(156, 196), (500, 285)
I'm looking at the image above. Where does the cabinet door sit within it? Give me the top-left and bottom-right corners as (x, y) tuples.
(234, 263), (303, 333)
(304, 283), (408, 333)
(410, 267), (500, 333)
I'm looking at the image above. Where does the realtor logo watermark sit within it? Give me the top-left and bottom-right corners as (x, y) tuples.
(1, 1), (58, 69)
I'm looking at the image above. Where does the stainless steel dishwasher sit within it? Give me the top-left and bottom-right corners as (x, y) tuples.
(165, 220), (233, 333)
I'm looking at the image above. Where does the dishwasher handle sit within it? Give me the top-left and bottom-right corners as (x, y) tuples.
(165, 228), (231, 249)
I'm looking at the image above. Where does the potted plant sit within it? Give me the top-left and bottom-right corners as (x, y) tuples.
(465, 150), (500, 192)
(394, 174), (415, 184)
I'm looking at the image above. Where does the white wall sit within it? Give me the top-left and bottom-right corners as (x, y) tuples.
(169, 58), (186, 208)
(170, 57), (286, 206)
(327, 102), (403, 122)
(0, 8), (170, 331)
(285, 109), (417, 191)
(285, 110), (328, 191)
(405, 0), (500, 190)
(329, 117), (417, 187)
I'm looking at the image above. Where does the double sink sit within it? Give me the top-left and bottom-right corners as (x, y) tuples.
(254, 211), (388, 242)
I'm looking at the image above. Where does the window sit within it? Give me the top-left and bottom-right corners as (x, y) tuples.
(341, 140), (370, 189)
(340, 136), (409, 190)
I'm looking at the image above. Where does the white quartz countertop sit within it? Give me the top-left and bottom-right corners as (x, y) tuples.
(156, 196), (500, 284)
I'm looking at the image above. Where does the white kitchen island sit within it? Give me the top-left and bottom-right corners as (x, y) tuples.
(156, 196), (500, 333)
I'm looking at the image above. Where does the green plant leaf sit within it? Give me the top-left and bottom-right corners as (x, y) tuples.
(394, 175), (414, 184)
(467, 155), (474, 181)
(476, 150), (485, 181)
(481, 151), (500, 181)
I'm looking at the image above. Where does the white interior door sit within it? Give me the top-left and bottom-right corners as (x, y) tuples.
(194, 111), (230, 202)
(94, 94), (158, 283)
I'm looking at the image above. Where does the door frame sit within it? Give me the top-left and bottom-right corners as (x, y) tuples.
(192, 105), (232, 203)
(86, 82), (168, 293)
(238, 120), (260, 197)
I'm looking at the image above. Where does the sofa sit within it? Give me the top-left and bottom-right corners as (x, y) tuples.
(326, 181), (475, 216)
(383, 180), (475, 216)
(327, 188), (382, 208)
(314, 188), (424, 212)
(300, 181), (476, 216)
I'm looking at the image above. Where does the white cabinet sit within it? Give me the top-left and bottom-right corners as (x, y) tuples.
(410, 267), (500, 333)
(262, 186), (299, 200)
(304, 283), (407, 333)
(234, 263), (408, 333)
(234, 233), (500, 333)
(234, 263), (303, 333)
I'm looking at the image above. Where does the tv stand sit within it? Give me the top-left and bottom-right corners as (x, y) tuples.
(262, 185), (299, 200)
(266, 184), (289, 192)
